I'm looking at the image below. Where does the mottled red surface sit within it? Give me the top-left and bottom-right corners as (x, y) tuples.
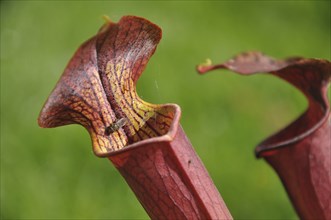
(39, 16), (232, 219)
(198, 51), (331, 219)
(109, 125), (232, 219)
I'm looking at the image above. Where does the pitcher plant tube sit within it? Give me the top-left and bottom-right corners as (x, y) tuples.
(197, 51), (331, 220)
(38, 16), (232, 219)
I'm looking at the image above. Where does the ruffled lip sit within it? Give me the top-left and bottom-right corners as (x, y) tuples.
(38, 16), (182, 157)
(197, 52), (331, 157)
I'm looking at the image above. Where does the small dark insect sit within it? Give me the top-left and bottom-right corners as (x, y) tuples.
(105, 118), (128, 135)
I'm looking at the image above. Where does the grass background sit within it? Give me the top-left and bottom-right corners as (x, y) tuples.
(1, 1), (330, 219)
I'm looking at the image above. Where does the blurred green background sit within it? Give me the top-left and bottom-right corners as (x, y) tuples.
(1, 1), (330, 219)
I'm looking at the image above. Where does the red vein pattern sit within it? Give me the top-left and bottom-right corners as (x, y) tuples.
(197, 51), (331, 219)
(109, 126), (232, 219)
(38, 16), (174, 156)
(39, 16), (232, 219)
